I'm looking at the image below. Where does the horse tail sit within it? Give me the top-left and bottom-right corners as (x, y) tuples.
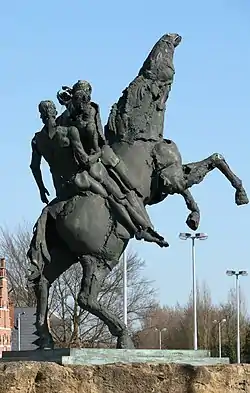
(27, 206), (51, 285)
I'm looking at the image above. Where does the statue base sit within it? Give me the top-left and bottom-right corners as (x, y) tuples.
(1, 348), (230, 366)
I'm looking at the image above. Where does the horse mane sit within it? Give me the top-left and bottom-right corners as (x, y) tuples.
(105, 33), (180, 146)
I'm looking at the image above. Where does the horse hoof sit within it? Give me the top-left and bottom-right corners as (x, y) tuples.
(186, 211), (200, 230)
(235, 188), (249, 206)
(36, 346), (54, 351)
(41, 345), (54, 350)
(117, 333), (135, 349)
(158, 240), (169, 248)
(38, 336), (55, 350)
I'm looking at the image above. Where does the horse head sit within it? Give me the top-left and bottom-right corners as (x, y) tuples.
(139, 33), (182, 83)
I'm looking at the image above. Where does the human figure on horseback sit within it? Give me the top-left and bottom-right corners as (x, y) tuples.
(29, 81), (169, 272)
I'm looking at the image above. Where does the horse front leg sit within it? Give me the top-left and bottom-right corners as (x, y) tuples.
(181, 189), (200, 230)
(183, 153), (249, 205)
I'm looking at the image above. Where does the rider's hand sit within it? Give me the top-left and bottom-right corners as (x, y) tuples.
(79, 158), (90, 170)
(40, 187), (50, 204)
(89, 152), (101, 165)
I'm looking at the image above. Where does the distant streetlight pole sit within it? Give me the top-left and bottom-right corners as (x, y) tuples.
(213, 318), (226, 358)
(179, 232), (208, 350)
(155, 327), (167, 350)
(17, 312), (25, 351)
(122, 250), (128, 326)
(226, 270), (248, 364)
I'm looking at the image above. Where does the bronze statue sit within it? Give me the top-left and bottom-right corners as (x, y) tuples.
(28, 33), (248, 350)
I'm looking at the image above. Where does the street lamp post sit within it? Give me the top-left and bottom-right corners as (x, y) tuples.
(226, 270), (248, 364)
(213, 318), (226, 358)
(155, 327), (167, 350)
(179, 232), (208, 350)
(17, 312), (25, 351)
(122, 250), (128, 326)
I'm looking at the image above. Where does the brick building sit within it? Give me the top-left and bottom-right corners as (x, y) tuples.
(0, 258), (12, 356)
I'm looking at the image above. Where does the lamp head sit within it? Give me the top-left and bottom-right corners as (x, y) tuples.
(226, 270), (236, 276)
(195, 233), (208, 240)
(239, 270), (248, 277)
(179, 232), (191, 240)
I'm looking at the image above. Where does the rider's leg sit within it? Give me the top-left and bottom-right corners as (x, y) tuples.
(75, 166), (153, 232)
(101, 145), (140, 194)
(74, 171), (108, 198)
(102, 173), (168, 245)
(108, 197), (168, 247)
(108, 197), (140, 234)
(74, 168), (139, 236)
(135, 230), (169, 247)
(126, 190), (154, 228)
(87, 163), (168, 247)
(123, 200), (166, 241)
(89, 164), (151, 229)
(98, 167), (165, 239)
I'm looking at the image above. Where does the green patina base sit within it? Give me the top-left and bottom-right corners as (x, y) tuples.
(1, 348), (230, 366)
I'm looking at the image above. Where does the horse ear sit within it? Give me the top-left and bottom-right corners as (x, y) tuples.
(163, 139), (172, 145)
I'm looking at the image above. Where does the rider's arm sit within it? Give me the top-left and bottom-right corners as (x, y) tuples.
(89, 106), (101, 152)
(30, 137), (49, 203)
(30, 137), (45, 190)
(68, 126), (89, 167)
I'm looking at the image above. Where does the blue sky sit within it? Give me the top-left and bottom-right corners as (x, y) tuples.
(1, 0), (250, 308)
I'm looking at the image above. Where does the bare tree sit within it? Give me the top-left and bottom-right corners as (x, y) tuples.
(0, 224), (35, 306)
(218, 287), (248, 362)
(135, 281), (250, 363)
(48, 251), (157, 346)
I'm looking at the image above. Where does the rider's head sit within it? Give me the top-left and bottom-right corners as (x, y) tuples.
(71, 80), (92, 112)
(38, 100), (57, 127)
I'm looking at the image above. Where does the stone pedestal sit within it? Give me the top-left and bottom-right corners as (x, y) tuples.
(1, 348), (230, 366)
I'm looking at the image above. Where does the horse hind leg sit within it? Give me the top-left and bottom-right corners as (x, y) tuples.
(30, 275), (53, 350)
(78, 255), (134, 349)
(29, 246), (77, 350)
(183, 153), (249, 205)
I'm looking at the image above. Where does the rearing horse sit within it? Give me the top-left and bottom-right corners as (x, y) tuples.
(28, 33), (248, 350)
